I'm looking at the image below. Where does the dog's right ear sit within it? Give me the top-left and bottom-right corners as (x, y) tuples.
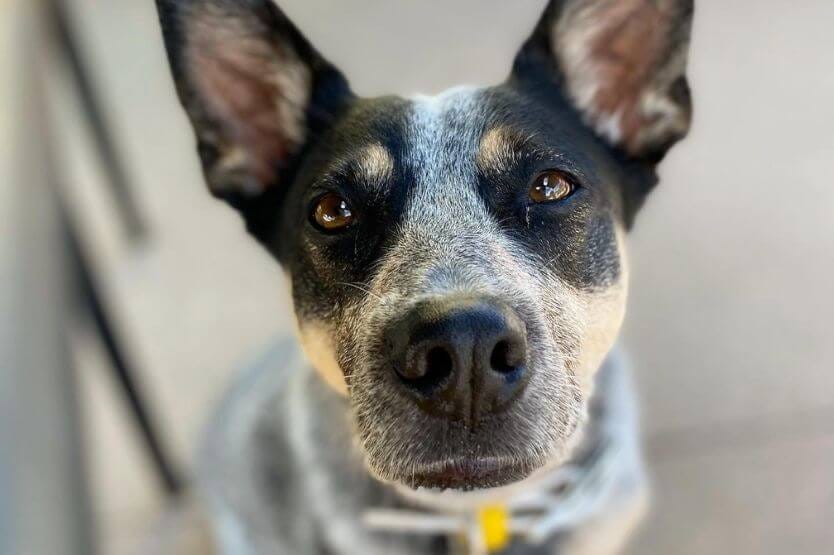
(155, 0), (353, 206)
(511, 0), (694, 164)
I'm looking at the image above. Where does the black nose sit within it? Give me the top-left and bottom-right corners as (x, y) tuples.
(385, 297), (529, 425)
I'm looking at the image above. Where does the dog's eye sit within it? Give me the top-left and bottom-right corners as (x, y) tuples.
(528, 170), (576, 204)
(311, 193), (355, 232)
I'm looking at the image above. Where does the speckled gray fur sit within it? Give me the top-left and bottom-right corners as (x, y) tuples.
(197, 340), (646, 555)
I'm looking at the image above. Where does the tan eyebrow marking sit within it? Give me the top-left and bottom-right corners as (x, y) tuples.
(477, 127), (516, 172)
(356, 143), (395, 183)
(477, 126), (545, 175)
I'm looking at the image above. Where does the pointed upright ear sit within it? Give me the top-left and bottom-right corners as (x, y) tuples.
(512, 0), (694, 162)
(155, 0), (353, 201)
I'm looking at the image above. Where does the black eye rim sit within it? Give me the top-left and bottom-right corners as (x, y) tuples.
(527, 169), (581, 205)
(308, 191), (357, 234)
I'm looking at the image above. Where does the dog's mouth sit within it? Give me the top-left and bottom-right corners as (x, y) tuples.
(400, 457), (534, 491)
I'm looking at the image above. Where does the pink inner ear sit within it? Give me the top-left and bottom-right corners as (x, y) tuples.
(186, 17), (308, 189)
(555, 0), (685, 156)
(587, 1), (671, 150)
(197, 50), (289, 183)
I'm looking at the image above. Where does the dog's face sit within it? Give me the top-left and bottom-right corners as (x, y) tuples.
(157, 0), (692, 489)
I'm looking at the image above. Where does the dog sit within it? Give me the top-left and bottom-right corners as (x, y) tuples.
(155, 0), (693, 553)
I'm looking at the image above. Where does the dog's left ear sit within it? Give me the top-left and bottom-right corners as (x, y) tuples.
(155, 0), (353, 205)
(512, 0), (694, 163)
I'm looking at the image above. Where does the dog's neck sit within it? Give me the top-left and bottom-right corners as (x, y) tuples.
(197, 339), (641, 554)
(358, 355), (633, 550)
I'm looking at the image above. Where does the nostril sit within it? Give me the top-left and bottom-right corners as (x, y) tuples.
(426, 346), (453, 379)
(489, 339), (522, 374)
(397, 345), (454, 393)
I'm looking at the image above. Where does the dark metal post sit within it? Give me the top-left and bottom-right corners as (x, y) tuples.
(46, 0), (148, 242)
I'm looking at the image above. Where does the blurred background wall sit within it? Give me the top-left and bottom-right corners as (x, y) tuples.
(12, 0), (834, 553)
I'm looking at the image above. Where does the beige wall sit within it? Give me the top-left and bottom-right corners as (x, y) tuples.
(31, 1), (834, 553)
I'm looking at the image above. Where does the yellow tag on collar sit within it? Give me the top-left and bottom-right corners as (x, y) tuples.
(477, 505), (510, 552)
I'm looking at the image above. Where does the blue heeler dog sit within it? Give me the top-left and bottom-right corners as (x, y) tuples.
(155, 0), (693, 553)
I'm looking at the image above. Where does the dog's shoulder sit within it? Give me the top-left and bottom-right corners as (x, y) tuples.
(195, 339), (434, 554)
(195, 339), (305, 553)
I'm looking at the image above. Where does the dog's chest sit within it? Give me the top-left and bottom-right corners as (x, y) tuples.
(196, 340), (644, 555)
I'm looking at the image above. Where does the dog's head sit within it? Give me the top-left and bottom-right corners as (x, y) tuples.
(157, 0), (693, 490)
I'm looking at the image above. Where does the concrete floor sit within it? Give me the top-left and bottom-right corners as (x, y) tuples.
(52, 0), (834, 553)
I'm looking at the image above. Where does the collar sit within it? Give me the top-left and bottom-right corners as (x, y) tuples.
(363, 433), (621, 554)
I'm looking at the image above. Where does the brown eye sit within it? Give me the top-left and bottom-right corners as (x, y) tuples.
(528, 170), (576, 204)
(312, 193), (355, 231)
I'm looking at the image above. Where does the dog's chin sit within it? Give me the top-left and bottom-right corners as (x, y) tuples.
(372, 416), (586, 493)
(395, 457), (537, 491)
